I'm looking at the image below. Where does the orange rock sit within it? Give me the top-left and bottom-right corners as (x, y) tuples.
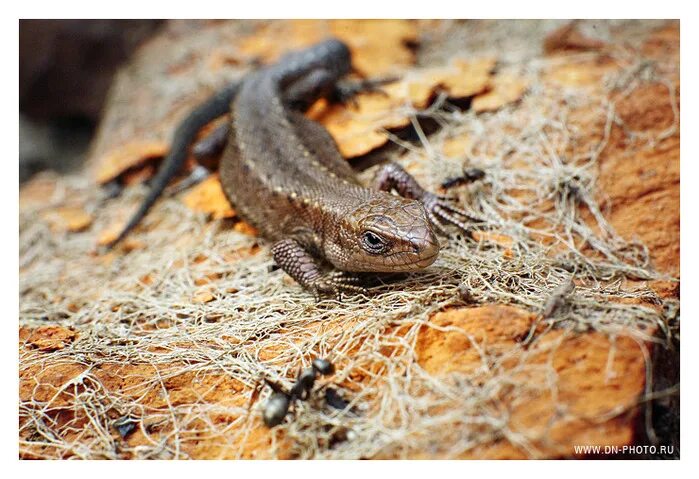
(192, 290), (215, 303)
(181, 174), (236, 219)
(440, 133), (472, 158)
(194, 272), (223, 286)
(417, 305), (650, 458)
(97, 224), (145, 252)
(22, 325), (77, 351)
(544, 21), (606, 54)
(239, 20), (417, 77)
(471, 230), (515, 248)
(192, 253), (208, 263)
(505, 330), (647, 458)
(417, 305), (536, 375)
(95, 140), (168, 185)
(598, 82), (679, 276)
(544, 58), (617, 90)
(233, 221), (259, 237)
(472, 73), (528, 113)
(330, 20), (417, 76)
(435, 57), (496, 98)
(19, 176), (57, 208)
(310, 87), (413, 158)
(312, 58), (494, 157)
(97, 227), (117, 246)
(121, 163), (156, 186)
(41, 206), (93, 233)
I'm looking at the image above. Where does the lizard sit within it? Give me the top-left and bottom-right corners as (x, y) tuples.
(107, 39), (481, 298)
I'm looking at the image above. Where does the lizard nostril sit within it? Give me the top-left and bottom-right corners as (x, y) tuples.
(409, 238), (423, 254)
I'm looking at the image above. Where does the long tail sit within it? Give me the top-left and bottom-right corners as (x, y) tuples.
(106, 82), (240, 248)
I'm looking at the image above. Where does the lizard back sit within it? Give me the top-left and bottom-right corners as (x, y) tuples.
(219, 43), (374, 246)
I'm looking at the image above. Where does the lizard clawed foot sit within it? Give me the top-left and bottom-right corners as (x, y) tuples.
(166, 165), (211, 196)
(309, 272), (367, 301)
(421, 192), (485, 236)
(272, 239), (368, 300)
(333, 76), (399, 106)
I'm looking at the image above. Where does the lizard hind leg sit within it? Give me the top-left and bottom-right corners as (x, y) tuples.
(165, 121), (233, 196)
(271, 239), (367, 300)
(331, 76), (399, 106)
(192, 121), (230, 166)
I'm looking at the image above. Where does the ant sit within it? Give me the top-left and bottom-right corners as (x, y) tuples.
(441, 167), (486, 189)
(262, 358), (335, 427)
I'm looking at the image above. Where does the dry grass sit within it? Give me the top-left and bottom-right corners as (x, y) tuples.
(19, 25), (679, 459)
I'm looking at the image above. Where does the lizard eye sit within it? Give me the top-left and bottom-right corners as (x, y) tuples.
(362, 231), (388, 254)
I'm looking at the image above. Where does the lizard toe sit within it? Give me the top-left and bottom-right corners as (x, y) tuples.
(309, 274), (368, 301)
(422, 192), (484, 235)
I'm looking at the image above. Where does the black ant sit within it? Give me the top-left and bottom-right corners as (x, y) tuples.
(262, 358), (335, 427)
(441, 167), (486, 189)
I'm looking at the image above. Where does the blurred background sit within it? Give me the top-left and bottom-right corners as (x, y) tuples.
(19, 20), (164, 182)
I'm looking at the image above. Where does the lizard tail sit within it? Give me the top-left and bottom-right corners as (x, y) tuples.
(106, 81), (241, 249)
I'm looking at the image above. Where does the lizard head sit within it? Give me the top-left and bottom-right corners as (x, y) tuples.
(325, 194), (440, 272)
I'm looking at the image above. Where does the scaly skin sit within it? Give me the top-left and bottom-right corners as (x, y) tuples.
(112, 39), (480, 298)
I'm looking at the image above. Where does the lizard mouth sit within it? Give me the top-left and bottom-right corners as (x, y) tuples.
(339, 249), (439, 273)
(401, 250), (439, 270)
(379, 248), (440, 272)
(415, 251), (439, 268)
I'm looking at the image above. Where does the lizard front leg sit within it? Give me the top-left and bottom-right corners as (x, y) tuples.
(374, 162), (484, 235)
(271, 239), (366, 300)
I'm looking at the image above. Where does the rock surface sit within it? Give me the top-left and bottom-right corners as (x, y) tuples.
(19, 20), (679, 459)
